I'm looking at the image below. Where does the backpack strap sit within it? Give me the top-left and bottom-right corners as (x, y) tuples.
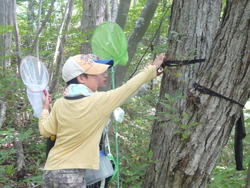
(64, 95), (86, 100)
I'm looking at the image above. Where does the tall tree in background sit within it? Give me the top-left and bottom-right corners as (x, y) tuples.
(110, 0), (119, 21)
(0, 0), (14, 71)
(0, 0), (26, 177)
(0, 0), (15, 128)
(144, 0), (250, 187)
(80, 0), (107, 54)
(116, 0), (131, 29)
(115, 0), (160, 86)
(50, 0), (74, 94)
(79, 0), (161, 86)
(30, 0), (56, 57)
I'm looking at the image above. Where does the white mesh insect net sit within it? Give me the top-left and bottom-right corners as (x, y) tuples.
(20, 56), (49, 118)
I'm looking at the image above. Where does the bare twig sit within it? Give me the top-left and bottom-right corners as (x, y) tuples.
(31, 0), (56, 54)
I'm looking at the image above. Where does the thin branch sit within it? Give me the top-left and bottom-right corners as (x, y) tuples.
(50, 0), (74, 93)
(30, 0), (56, 54)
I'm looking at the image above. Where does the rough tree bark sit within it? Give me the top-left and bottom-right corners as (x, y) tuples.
(144, 0), (250, 188)
(50, 0), (74, 94)
(115, 0), (160, 86)
(0, 0), (14, 71)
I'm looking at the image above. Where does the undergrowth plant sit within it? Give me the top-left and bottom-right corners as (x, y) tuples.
(209, 109), (250, 188)
(113, 84), (160, 188)
(0, 66), (46, 187)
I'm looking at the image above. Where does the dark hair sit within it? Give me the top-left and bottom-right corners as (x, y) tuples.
(66, 73), (88, 86)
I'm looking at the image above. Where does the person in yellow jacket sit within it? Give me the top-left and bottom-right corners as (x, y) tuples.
(40, 53), (165, 187)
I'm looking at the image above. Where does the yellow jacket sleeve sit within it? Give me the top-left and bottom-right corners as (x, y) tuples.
(39, 108), (58, 137)
(95, 65), (157, 115)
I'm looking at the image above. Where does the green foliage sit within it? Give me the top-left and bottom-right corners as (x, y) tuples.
(1, 0), (249, 187)
(0, 64), (46, 187)
(114, 87), (160, 187)
(158, 91), (200, 141)
(0, 25), (13, 35)
(0, 118), (46, 187)
(208, 114), (250, 188)
(125, 0), (171, 80)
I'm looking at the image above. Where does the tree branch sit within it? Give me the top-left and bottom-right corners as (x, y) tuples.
(115, 0), (160, 86)
(30, 0), (56, 54)
(50, 0), (74, 93)
(116, 0), (131, 29)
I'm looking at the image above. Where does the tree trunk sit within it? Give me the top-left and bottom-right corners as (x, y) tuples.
(24, 0), (35, 49)
(0, 100), (7, 128)
(115, 0), (159, 86)
(133, 0), (137, 7)
(116, 0), (131, 29)
(110, 0), (118, 21)
(105, 0), (118, 22)
(30, 0), (56, 56)
(0, 0), (14, 71)
(27, 0), (35, 33)
(34, 0), (43, 57)
(144, 0), (250, 188)
(50, 0), (74, 94)
(80, 0), (107, 54)
(105, 0), (112, 21)
(12, 0), (21, 68)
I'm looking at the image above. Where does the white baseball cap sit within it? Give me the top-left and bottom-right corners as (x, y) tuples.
(62, 54), (113, 82)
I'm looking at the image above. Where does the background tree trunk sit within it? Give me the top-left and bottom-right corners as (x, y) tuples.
(30, 0), (56, 55)
(80, 0), (107, 54)
(116, 0), (131, 29)
(13, 0), (21, 68)
(110, 0), (118, 21)
(0, 0), (14, 71)
(115, 0), (160, 86)
(24, 0), (35, 49)
(105, 0), (119, 22)
(144, 0), (250, 187)
(0, 100), (7, 128)
(27, 0), (35, 33)
(50, 0), (74, 94)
